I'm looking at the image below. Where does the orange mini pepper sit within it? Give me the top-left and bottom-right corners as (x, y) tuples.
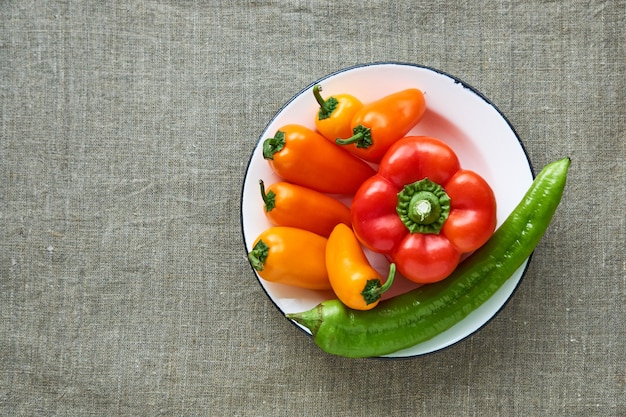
(325, 223), (395, 310)
(336, 88), (426, 163)
(263, 124), (375, 195)
(248, 226), (331, 290)
(259, 180), (351, 238)
(312, 84), (364, 141)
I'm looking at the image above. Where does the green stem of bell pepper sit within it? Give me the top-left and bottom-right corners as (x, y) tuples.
(396, 178), (451, 234)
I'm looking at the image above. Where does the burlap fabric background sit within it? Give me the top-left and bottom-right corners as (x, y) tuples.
(2, 1), (624, 416)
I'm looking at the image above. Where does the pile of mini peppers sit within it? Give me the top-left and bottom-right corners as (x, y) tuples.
(247, 84), (497, 311)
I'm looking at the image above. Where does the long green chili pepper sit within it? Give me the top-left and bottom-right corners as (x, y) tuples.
(286, 157), (571, 358)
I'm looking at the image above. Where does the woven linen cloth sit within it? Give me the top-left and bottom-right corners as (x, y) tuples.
(1, 1), (624, 416)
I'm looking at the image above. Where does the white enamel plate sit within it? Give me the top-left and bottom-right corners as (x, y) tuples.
(241, 62), (534, 358)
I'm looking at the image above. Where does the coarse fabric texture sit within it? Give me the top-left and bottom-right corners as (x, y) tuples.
(1, 1), (625, 416)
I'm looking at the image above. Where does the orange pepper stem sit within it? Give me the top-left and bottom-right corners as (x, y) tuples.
(312, 85), (338, 120)
(361, 263), (396, 305)
(248, 240), (269, 271)
(258, 180), (276, 211)
(262, 130), (285, 160)
(335, 124), (372, 148)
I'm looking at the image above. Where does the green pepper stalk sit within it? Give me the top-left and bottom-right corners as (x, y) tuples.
(287, 157), (571, 358)
(312, 85), (338, 120)
(396, 178), (451, 234)
(335, 125), (373, 149)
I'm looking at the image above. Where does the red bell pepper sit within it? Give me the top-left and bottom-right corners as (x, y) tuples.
(351, 136), (497, 284)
